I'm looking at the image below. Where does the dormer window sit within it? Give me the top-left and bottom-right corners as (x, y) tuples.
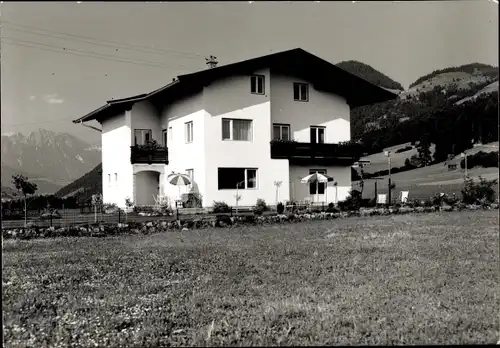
(250, 75), (265, 95)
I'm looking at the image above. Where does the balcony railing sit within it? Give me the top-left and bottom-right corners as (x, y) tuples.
(270, 140), (362, 165)
(130, 144), (169, 164)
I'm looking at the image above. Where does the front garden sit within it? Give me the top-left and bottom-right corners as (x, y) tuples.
(2, 177), (498, 240)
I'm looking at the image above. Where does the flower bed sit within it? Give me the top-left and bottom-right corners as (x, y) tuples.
(2, 202), (498, 240)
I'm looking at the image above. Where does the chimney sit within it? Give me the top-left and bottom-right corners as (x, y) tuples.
(205, 55), (218, 69)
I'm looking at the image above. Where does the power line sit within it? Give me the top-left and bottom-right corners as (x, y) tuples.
(1, 36), (194, 70)
(0, 19), (204, 59)
(1, 25), (204, 61)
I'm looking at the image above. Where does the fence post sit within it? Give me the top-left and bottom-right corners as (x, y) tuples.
(118, 209), (121, 224)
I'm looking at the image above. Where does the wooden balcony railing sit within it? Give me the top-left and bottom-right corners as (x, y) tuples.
(270, 140), (362, 165)
(130, 145), (169, 164)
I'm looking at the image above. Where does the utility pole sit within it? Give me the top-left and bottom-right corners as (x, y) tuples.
(384, 151), (392, 206)
(461, 152), (468, 178)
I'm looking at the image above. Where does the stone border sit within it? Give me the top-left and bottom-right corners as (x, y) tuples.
(2, 203), (498, 240)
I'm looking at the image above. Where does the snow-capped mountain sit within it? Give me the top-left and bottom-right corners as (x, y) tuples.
(1, 129), (101, 194)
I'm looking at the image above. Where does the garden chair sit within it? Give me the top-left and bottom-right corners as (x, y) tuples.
(400, 191), (409, 204)
(377, 194), (387, 205)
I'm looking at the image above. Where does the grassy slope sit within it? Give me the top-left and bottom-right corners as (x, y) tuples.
(356, 142), (499, 199)
(3, 210), (499, 346)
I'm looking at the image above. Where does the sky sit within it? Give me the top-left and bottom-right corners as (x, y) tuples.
(1, 1), (498, 145)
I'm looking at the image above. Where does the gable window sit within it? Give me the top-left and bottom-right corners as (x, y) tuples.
(114, 173), (118, 186)
(310, 126), (325, 144)
(273, 123), (290, 141)
(162, 129), (168, 146)
(293, 82), (309, 102)
(250, 75), (265, 95)
(108, 174), (111, 187)
(185, 121), (193, 143)
(222, 118), (253, 141)
(218, 168), (257, 190)
(309, 169), (327, 195)
(134, 129), (152, 146)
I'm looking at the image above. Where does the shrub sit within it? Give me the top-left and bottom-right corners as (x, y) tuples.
(253, 198), (268, 216)
(338, 189), (362, 211)
(460, 151), (499, 169)
(185, 193), (203, 208)
(212, 201), (231, 213)
(276, 202), (285, 214)
(326, 202), (339, 213)
(461, 176), (498, 204)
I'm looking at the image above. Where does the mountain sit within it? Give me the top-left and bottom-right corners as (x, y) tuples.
(1, 129), (101, 195)
(351, 62), (498, 160)
(336, 60), (404, 91)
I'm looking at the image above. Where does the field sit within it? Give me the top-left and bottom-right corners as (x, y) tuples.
(3, 210), (499, 346)
(357, 142), (499, 200)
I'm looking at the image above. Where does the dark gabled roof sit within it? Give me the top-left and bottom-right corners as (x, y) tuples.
(73, 48), (398, 124)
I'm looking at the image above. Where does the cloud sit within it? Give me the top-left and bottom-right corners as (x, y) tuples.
(43, 93), (64, 104)
(29, 95), (36, 101)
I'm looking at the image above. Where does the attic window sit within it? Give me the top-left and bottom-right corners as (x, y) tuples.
(250, 75), (265, 95)
(293, 83), (309, 102)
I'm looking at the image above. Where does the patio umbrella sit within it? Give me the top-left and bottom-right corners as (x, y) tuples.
(168, 172), (192, 202)
(300, 172), (333, 204)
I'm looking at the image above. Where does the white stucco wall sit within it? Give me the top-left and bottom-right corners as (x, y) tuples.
(101, 110), (133, 207)
(131, 101), (162, 144)
(289, 165), (352, 204)
(270, 73), (351, 143)
(160, 93), (207, 205)
(202, 69), (290, 207)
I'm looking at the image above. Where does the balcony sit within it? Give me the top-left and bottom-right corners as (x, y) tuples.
(130, 143), (169, 165)
(270, 140), (362, 165)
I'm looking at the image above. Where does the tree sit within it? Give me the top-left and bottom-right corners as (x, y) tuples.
(417, 134), (432, 166)
(11, 174), (38, 227)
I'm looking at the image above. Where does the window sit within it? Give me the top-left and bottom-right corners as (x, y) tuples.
(273, 123), (290, 141)
(310, 126), (325, 144)
(250, 75), (265, 95)
(309, 169), (326, 195)
(222, 119), (253, 141)
(114, 173), (118, 186)
(108, 174), (111, 187)
(168, 127), (173, 142)
(218, 168), (258, 190)
(293, 82), (309, 102)
(185, 121), (193, 143)
(134, 129), (152, 146)
(162, 129), (168, 146)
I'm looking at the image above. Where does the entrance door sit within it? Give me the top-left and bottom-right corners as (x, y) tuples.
(309, 169), (327, 203)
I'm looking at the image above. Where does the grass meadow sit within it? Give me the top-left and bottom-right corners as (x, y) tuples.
(3, 209), (499, 346)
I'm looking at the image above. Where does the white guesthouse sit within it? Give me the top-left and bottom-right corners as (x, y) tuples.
(73, 48), (396, 208)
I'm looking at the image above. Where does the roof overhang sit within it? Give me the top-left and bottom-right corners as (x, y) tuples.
(73, 48), (398, 124)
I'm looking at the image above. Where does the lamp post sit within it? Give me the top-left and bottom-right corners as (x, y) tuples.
(235, 180), (245, 213)
(461, 152), (468, 178)
(384, 151), (392, 205)
(274, 181), (282, 206)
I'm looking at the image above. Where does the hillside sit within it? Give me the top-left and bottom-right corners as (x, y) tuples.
(351, 62), (499, 152)
(1, 129), (101, 194)
(409, 63), (498, 88)
(54, 163), (102, 203)
(336, 60), (404, 91)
